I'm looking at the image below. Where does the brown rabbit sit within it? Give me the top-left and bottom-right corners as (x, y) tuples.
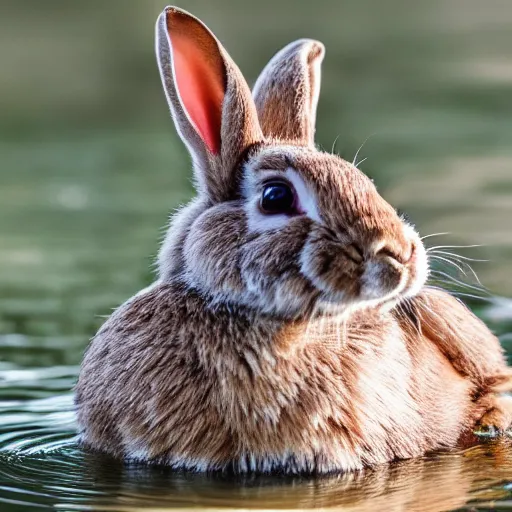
(75, 6), (512, 473)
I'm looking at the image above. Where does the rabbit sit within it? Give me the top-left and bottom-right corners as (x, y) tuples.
(74, 6), (512, 474)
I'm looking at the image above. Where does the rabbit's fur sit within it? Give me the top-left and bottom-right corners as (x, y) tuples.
(75, 6), (512, 473)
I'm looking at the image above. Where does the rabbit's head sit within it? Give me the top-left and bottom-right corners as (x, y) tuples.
(156, 7), (428, 318)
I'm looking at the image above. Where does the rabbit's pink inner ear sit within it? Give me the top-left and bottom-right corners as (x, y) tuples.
(169, 28), (225, 155)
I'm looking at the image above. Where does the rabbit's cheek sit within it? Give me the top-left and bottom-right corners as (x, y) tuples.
(183, 204), (246, 295)
(299, 238), (362, 300)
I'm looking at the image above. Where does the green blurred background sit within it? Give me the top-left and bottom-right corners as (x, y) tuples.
(1, 0), (511, 369)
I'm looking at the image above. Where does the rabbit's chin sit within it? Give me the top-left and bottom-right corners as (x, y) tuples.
(314, 293), (399, 318)
(314, 286), (413, 318)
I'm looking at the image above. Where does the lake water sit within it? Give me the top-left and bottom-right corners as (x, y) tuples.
(1, 0), (512, 510)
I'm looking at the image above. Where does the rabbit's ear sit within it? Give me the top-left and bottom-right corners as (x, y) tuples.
(253, 39), (325, 146)
(156, 7), (263, 201)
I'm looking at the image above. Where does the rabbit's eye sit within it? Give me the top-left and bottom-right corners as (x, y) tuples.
(260, 182), (296, 214)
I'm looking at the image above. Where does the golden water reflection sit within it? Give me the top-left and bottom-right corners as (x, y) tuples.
(77, 441), (512, 511)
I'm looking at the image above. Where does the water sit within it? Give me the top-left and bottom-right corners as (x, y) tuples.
(1, 0), (512, 510)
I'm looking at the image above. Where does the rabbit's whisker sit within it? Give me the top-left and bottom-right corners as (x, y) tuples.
(449, 291), (493, 303)
(428, 250), (487, 289)
(429, 270), (490, 296)
(401, 300), (424, 336)
(416, 289), (446, 322)
(427, 244), (483, 251)
(428, 250), (488, 263)
(430, 269), (487, 293)
(352, 133), (376, 166)
(420, 232), (451, 241)
(331, 134), (341, 154)
(429, 254), (467, 276)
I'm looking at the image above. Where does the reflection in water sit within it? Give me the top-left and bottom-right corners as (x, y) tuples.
(0, 363), (512, 511)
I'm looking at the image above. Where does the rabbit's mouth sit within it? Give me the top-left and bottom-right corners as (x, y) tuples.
(358, 240), (426, 303)
(305, 226), (429, 316)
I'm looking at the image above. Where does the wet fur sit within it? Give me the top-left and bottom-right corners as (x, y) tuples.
(75, 6), (512, 473)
